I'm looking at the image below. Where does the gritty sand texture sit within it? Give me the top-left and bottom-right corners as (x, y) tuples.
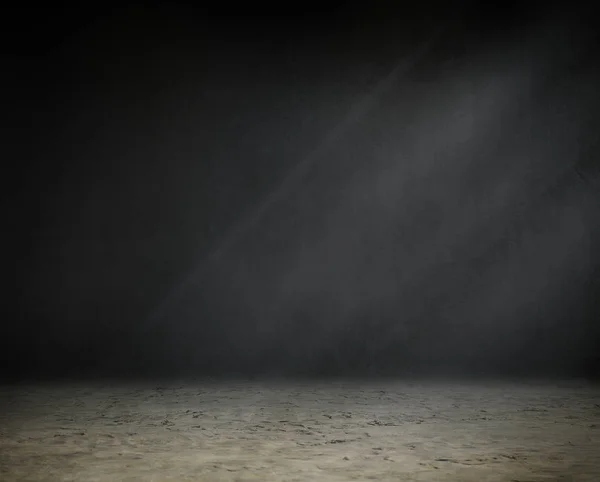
(1, 380), (599, 481)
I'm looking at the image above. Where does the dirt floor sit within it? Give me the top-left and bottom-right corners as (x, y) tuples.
(0, 380), (599, 481)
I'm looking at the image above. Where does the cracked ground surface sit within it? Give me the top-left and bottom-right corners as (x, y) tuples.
(1, 380), (599, 481)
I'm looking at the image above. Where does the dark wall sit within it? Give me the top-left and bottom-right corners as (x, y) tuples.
(4, 1), (599, 381)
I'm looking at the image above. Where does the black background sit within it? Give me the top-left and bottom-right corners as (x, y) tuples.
(4, 1), (600, 381)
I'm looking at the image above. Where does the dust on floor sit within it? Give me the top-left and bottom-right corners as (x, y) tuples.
(1, 380), (599, 481)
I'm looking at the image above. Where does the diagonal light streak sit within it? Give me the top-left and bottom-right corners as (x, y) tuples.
(142, 27), (447, 332)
